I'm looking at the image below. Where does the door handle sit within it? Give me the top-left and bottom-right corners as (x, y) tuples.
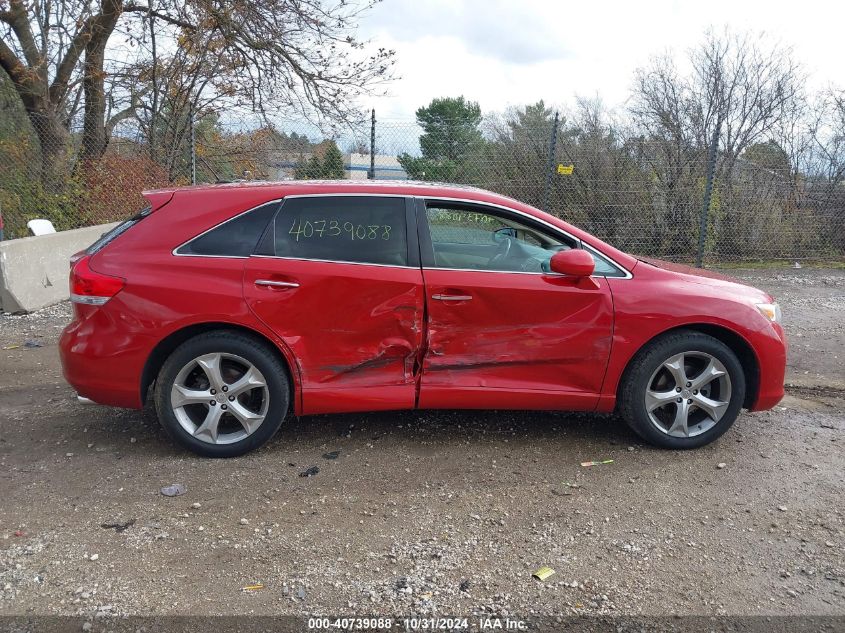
(255, 279), (299, 289)
(431, 293), (472, 301)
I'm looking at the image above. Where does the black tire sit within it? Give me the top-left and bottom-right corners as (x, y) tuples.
(154, 330), (290, 457)
(618, 330), (745, 449)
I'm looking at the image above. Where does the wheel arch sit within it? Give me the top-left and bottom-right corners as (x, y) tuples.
(617, 323), (760, 409)
(141, 322), (299, 411)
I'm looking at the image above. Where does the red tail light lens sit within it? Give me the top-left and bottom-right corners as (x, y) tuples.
(70, 255), (125, 305)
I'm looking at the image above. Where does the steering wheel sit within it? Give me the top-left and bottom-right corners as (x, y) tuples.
(487, 236), (513, 268)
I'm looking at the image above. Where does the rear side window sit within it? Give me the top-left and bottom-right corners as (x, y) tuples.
(177, 202), (278, 257)
(272, 196), (408, 266)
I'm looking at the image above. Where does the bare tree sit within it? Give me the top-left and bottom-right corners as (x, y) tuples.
(558, 96), (645, 244)
(630, 29), (806, 255)
(799, 89), (845, 252)
(632, 30), (804, 163)
(806, 90), (845, 184)
(0, 0), (394, 183)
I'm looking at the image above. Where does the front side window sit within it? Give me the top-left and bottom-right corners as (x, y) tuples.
(273, 196), (408, 266)
(177, 201), (278, 257)
(425, 204), (574, 273)
(425, 203), (626, 277)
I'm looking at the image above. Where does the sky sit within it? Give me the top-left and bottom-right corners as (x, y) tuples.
(358, 0), (844, 121)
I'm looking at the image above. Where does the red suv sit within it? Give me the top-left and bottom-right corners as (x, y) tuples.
(60, 181), (786, 457)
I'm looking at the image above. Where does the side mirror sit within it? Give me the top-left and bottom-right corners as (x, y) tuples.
(549, 249), (595, 277)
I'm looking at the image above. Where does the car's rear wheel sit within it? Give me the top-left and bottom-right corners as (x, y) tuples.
(154, 331), (289, 457)
(619, 330), (745, 449)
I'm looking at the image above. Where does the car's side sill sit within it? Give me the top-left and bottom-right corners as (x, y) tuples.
(417, 387), (601, 412)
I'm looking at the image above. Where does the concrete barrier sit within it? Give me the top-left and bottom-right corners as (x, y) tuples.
(0, 222), (118, 313)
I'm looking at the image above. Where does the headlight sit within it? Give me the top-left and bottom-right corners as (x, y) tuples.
(755, 302), (782, 323)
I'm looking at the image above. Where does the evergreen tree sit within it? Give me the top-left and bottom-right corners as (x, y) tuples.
(322, 142), (346, 179)
(398, 96), (484, 182)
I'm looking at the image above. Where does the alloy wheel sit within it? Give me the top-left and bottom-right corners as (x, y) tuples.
(645, 351), (732, 438)
(170, 352), (270, 445)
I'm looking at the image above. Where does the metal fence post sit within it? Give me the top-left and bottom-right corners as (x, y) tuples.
(368, 109), (376, 180)
(696, 122), (721, 268)
(543, 111), (560, 213)
(190, 107), (197, 185)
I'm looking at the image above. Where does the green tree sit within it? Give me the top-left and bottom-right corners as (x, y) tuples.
(504, 101), (557, 152)
(0, 71), (28, 139)
(295, 155), (323, 179)
(294, 140), (345, 179)
(398, 96), (484, 182)
(741, 140), (792, 173)
(322, 142), (345, 179)
(481, 101), (558, 208)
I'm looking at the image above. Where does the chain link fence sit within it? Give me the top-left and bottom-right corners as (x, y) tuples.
(1, 107), (843, 265)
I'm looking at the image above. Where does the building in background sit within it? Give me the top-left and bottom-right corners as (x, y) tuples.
(346, 153), (408, 180)
(267, 152), (407, 181)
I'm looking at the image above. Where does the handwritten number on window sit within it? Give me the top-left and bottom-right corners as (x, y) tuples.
(289, 218), (394, 242)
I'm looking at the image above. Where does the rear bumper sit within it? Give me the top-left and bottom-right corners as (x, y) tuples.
(59, 301), (152, 409)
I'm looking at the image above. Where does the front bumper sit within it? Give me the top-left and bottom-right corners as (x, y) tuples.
(747, 322), (787, 411)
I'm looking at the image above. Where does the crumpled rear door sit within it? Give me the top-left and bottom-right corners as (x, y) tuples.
(243, 194), (424, 414)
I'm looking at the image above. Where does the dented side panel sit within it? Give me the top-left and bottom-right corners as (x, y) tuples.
(419, 268), (614, 410)
(243, 257), (424, 413)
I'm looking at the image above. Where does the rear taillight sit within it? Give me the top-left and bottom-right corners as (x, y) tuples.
(70, 255), (125, 306)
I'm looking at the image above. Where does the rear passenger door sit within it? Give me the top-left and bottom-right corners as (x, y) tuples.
(243, 195), (424, 415)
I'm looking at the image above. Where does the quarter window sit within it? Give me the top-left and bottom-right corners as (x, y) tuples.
(273, 196), (408, 266)
(590, 250), (625, 277)
(177, 202), (278, 257)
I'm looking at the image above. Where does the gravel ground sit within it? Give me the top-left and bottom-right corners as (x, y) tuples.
(0, 267), (842, 621)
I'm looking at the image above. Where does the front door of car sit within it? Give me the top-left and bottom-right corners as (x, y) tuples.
(243, 195), (424, 415)
(417, 200), (616, 411)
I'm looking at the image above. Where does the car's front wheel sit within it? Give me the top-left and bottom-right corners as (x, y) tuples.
(154, 331), (290, 457)
(619, 330), (746, 449)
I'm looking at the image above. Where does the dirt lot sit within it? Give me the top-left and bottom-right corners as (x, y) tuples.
(0, 267), (843, 621)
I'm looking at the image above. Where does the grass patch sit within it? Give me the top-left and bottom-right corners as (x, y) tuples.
(712, 259), (845, 270)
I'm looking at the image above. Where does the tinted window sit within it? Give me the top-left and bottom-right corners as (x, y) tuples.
(273, 196), (408, 266)
(177, 202), (278, 257)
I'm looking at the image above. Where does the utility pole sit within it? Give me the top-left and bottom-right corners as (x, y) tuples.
(368, 109), (376, 180)
(542, 111), (560, 212)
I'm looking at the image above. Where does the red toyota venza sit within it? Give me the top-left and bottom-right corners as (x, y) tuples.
(59, 181), (786, 457)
